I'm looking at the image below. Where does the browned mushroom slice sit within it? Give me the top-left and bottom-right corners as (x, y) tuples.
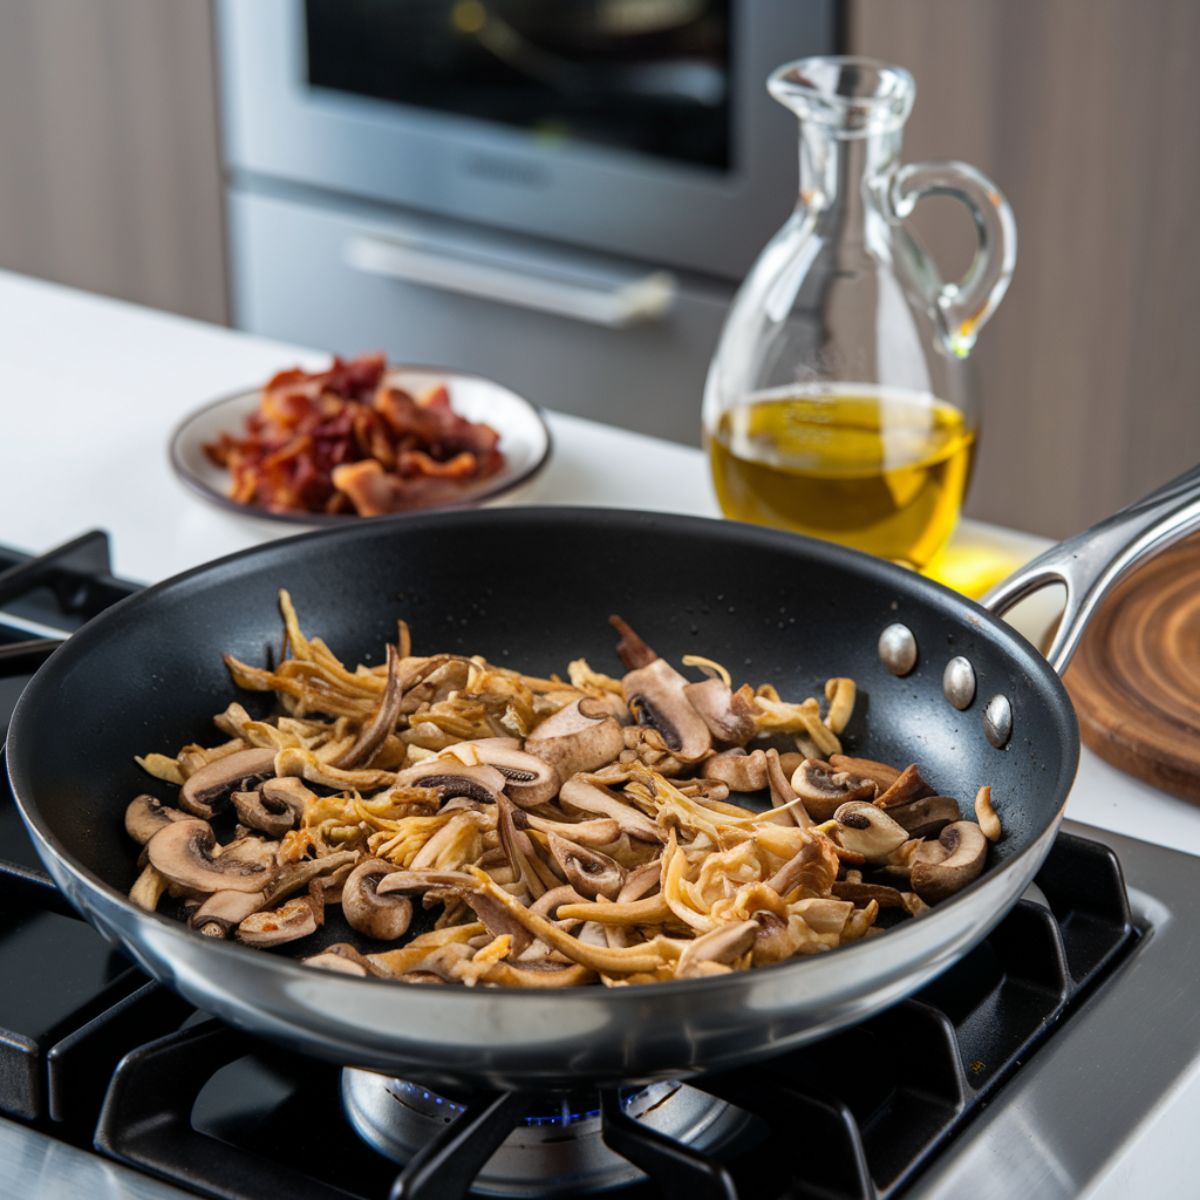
(190, 849), (358, 938)
(219, 835), (279, 872)
(608, 614), (659, 669)
(375, 869), (533, 958)
(675, 919), (758, 978)
(129, 864), (168, 911)
(397, 656), (471, 715)
(124, 794), (190, 845)
(833, 801), (910, 862)
(702, 747), (770, 792)
(909, 821), (989, 903)
(375, 869), (479, 896)
(766, 837), (839, 898)
(885, 794), (961, 839)
(681, 678), (757, 745)
(547, 833), (625, 900)
(302, 943), (380, 976)
(393, 760), (506, 805)
(751, 910), (804, 965)
(525, 698), (625, 783)
(236, 887), (323, 948)
(777, 751), (804, 779)
(231, 782), (305, 838)
(521, 813), (621, 847)
(873, 764), (935, 809)
(831, 881), (907, 908)
(445, 741), (559, 808)
(617, 859), (662, 903)
(178, 747), (278, 819)
(829, 754), (902, 791)
(495, 795), (548, 900)
(342, 859), (415, 941)
(335, 644), (404, 768)
(458, 890), (535, 956)
(678, 778), (730, 803)
(621, 659), (712, 762)
(790, 758), (877, 820)
(558, 778), (663, 844)
(146, 819), (275, 894)
(765, 749), (811, 828)
(191, 889), (266, 937)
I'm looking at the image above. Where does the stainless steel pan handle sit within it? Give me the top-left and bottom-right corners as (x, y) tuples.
(983, 462), (1200, 674)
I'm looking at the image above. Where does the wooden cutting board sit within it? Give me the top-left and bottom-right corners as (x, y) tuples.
(1064, 532), (1200, 802)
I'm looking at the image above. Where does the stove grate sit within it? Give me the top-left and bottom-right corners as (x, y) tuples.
(83, 834), (1136, 1200)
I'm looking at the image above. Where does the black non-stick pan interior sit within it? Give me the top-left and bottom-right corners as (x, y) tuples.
(9, 507), (1077, 960)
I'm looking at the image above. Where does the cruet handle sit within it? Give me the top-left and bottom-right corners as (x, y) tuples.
(885, 161), (1017, 358)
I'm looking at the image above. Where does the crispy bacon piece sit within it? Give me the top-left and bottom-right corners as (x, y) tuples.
(203, 354), (505, 517)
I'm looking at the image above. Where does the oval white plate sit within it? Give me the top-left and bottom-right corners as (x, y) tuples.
(169, 367), (552, 527)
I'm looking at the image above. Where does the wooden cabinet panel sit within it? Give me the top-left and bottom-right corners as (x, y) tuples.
(850, 0), (1200, 537)
(0, 0), (226, 325)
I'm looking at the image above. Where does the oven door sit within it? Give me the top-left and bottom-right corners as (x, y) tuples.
(216, 0), (836, 281)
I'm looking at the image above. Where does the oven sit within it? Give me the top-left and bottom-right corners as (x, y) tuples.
(216, 0), (838, 443)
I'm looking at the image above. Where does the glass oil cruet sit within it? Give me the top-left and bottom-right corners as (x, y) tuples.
(704, 57), (1016, 570)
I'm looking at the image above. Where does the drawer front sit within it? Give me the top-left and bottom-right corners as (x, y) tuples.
(227, 187), (733, 446)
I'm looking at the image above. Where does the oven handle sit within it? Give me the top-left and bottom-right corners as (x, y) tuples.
(345, 234), (677, 329)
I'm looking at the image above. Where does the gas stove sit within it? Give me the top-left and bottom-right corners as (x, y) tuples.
(2, 534), (1198, 1200)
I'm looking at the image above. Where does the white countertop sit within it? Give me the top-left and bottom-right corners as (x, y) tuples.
(2, 268), (1197, 858)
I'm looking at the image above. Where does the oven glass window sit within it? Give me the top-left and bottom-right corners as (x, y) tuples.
(304, 0), (732, 171)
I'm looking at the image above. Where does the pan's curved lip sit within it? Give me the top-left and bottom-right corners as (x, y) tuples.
(6, 506), (1080, 1002)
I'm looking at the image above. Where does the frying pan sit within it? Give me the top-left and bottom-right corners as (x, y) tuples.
(8, 466), (1199, 1089)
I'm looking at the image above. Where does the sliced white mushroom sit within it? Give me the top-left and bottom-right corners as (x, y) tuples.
(124, 794), (189, 845)
(621, 658), (712, 762)
(236, 888), (323, 947)
(702, 748), (769, 792)
(443, 741), (559, 807)
(547, 833), (625, 900)
(790, 758), (876, 820)
(342, 859), (415, 941)
(675, 920), (758, 977)
(832, 801), (910, 862)
(885, 794), (961, 839)
(231, 780), (307, 837)
(682, 678), (756, 745)
(910, 821), (989, 902)
(178, 747), (278, 819)
(146, 819), (275, 894)
(559, 778), (663, 843)
(392, 759), (506, 804)
(525, 698), (625, 783)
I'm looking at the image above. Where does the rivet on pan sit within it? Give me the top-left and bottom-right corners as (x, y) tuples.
(943, 656), (976, 710)
(984, 694), (1013, 748)
(878, 623), (917, 676)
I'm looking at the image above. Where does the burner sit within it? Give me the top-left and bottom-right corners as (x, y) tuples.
(341, 1069), (750, 1196)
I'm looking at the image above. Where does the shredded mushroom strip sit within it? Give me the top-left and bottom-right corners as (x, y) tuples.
(125, 595), (1000, 987)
